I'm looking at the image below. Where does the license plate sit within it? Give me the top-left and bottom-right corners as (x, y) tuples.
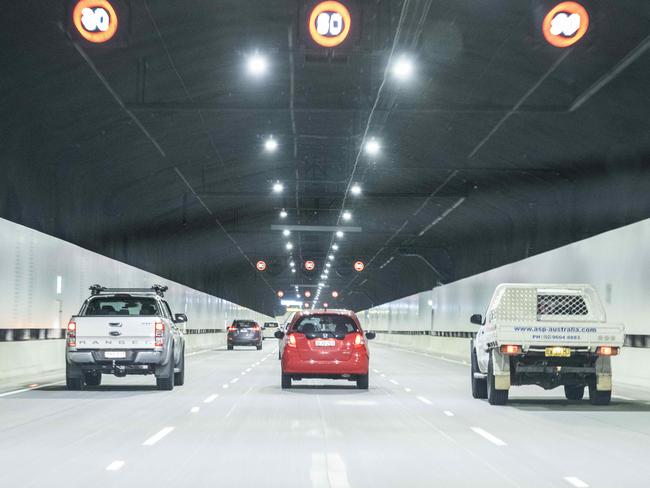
(315, 340), (336, 347)
(545, 347), (571, 357)
(105, 351), (126, 359)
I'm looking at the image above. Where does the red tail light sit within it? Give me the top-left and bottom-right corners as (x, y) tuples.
(597, 346), (619, 356)
(287, 334), (297, 348)
(500, 344), (522, 355)
(67, 321), (76, 348)
(252, 325), (261, 332)
(353, 333), (364, 348)
(227, 326), (237, 332)
(155, 321), (165, 347)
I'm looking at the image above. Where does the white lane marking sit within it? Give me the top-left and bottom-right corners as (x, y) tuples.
(471, 427), (507, 447)
(327, 453), (351, 488)
(204, 394), (218, 404)
(241, 371), (246, 375)
(372, 368), (380, 374)
(105, 460), (125, 471)
(404, 387), (412, 393)
(310, 453), (329, 488)
(613, 395), (634, 401)
(245, 368), (252, 373)
(142, 427), (174, 446)
(222, 384), (229, 389)
(0, 380), (65, 398)
(261, 358), (267, 362)
(564, 477), (589, 487)
(416, 396), (433, 405)
(389, 379), (399, 385)
(443, 410), (455, 417)
(335, 400), (377, 406)
(190, 407), (200, 413)
(230, 378), (239, 384)
(380, 373), (386, 378)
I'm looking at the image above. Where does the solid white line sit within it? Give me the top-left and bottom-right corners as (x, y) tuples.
(142, 427), (174, 446)
(105, 460), (125, 471)
(0, 380), (65, 398)
(416, 395), (432, 405)
(230, 378), (239, 384)
(222, 384), (229, 389)
(564, 476), (589, 488)
(404, 387), (412, 393)
(443, 410), (455, 417)
(613, 394), (634, 401)
(203, 394), (218, 404)
(471, 427), (507, 447)
(389, 379), (399, 385)
(190, 406), (200, 413)
(327, 453), (351, 488)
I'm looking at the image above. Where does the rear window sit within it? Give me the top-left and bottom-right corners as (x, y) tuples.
(232, 320), (256, 328)
(84, 297), (159, 316)
(292, 314), (358, 339)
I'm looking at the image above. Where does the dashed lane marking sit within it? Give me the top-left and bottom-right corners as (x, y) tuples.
(443, 410), (454, 417)
(142, 427), (174, 446)
(105, 460), (125, 471)
(230, 378), (239, 384)
(389, 379), (399, 385)
(564, 477), (589, 488)
(190, 407), (200, 413)
(471, 427), (507, 447)
(204, 394), (218, 403)
(416, 396), (433, 405)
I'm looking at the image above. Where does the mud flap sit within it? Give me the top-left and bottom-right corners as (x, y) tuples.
(595, 356), (612, 391)
(492, 349), (511, 390)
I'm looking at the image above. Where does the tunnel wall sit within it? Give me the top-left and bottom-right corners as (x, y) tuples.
(360, 218), (650, 388)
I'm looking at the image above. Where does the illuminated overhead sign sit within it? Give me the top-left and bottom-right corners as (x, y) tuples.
(353, 260), (365, 272)
(304, 260), (316, 271)
(256, 260), (267, 271)
(542, 2), (589, 48)
(308, 1), (352, 48)
(72, 0), (119, 43)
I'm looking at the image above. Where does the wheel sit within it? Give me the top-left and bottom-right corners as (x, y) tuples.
(470, 342), (487, 399)
(281, 373), (292, 389)
(257, 343), (263, 350)
(66, 364), (83, 390)
(564, 384), (584, 401)
(588, 379), (611, 405)
(357, 374), (369, 390)
(83, 372), (101, 387)
(487, 354), (509, 406)
(156, 351), (175, 391)
(227, 345), (233, 350)
(174, 348), (185, 386)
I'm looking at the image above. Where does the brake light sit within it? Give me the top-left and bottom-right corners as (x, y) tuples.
(597, 346), (619, 356)
(67, 321), (76, 348)
(252, 325), (261, 331)
(287, 334), (297, 348)
(155, 321), (165, 347)
(353, 333), (364, 348)
(227, 326), (237, 332)
(500, 344), (522, 355)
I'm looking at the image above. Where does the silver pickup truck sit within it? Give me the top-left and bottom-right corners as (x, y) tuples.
(66, 285), (186, 391)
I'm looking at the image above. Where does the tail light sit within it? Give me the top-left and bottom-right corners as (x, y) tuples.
(353, 333), (364, 348)
(67, 321), (76, 348)
(227, 326), (237, 332)
(252, 325), (261, 332)
(500, 344), (522, 355)
(287, 334), (297, 348)
(597, 346), (619, 356)
(155, 321), (165, 347)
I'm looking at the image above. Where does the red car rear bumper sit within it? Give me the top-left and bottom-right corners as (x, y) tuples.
(282, 349), (369, 376)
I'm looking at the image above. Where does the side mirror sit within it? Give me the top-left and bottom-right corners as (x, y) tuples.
(470, 314), (483, 325)
(274, 330), (285, 340)
(365, 331), (376, 340)
(174, 313), (188, 323)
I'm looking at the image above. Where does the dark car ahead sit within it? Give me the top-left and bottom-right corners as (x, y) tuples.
(227, 320), (262, 350)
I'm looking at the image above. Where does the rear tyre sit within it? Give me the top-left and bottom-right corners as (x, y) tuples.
(470, 342), (487, 399)
(588, 379), (611, 405)
(66, 364), (83, 390)
(83, 372), (101, 387)
(174, 348), (185, 386)
(257, 343), (263, 351)
(281, 373), (292, 389)
(564, 384), (585, 401)
(487, 354), (508, 406)
(357, 374), (369, 390)
(227, 345), (233, 351)
(156, 351), (175, 391)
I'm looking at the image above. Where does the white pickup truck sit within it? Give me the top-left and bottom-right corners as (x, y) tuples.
(66, 285), (186, 391)
(470, 284), (624, 406)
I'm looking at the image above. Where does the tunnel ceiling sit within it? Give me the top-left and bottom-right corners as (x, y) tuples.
(1, 1), (649, 315)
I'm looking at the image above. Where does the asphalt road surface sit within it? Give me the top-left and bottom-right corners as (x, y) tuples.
(1, 342), (648, 488)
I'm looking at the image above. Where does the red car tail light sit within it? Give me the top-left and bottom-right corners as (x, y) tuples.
(67, 321), (77, 347)
(287, 334), (297, 348)
(155, 321), (165, 347)
(500, 344), (522, 355)
(353, 333), (364, 348)
(597, 346), (619, 356)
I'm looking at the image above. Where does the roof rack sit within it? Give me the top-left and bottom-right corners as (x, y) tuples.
(89, 284), (169, 297)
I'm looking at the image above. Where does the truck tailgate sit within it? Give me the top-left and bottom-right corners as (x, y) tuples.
(74, 316), (157, 349)
(496, 321), (625, 348)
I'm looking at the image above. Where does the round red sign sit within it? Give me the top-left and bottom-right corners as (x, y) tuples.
(308, 1), (352, 48)
(304, 260), (316, 271)
(353, 260), (365, 272)
(542, 2), (589, 48)
(73, 0), (119, 43)
(256, 260), (267, 271)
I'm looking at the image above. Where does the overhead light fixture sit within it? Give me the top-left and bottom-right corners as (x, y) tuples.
(247, 52), (268, 77)
(279, 209), (288, 218)
(336, 231), (344, 238)
(332, 244), (339, 251)
(318, 282), (324, 287)
(286, 242), (293, 250)
(324, 269), (329, 275)
(350, 184), (362, 196)
(365, 138), (380, 156)
(264, 137), (278, 152)
(326, 263), (331, 268)
(291, 269), (296, 273)
(392, 56), (414, 81)
(283, 229), (291, 237)
(342, 211), (352, 221)
(321, 274), (326, 279)
(328, 255), (334, 261)
(273, 181), (284, 193)
(290, 260), (295, 267)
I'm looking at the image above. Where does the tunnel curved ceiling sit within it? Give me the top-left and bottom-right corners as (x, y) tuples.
(1, 0), (649, 315)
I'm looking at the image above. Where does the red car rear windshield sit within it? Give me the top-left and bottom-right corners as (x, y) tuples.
(231, 320), (256, 328)
(292, 314), (358, 338)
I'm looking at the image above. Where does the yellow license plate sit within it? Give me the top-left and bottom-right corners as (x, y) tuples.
(545, 347), (572, 357)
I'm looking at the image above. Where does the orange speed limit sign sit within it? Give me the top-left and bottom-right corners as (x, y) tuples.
(72, 0), (119, 43)
(256, 260), (267, 271)
(308, 1), (352, 48)
(353, 260), (365, 272)
(542, 2), (589, 48)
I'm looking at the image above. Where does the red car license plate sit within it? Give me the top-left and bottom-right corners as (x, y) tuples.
(315, 340), (335, 347)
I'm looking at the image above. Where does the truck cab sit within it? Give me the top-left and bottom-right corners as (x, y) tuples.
(470, 284), (624, 406)
(66, 284), (187, 391)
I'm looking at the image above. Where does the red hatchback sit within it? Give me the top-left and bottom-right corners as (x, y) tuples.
(275, 310), (375, 389)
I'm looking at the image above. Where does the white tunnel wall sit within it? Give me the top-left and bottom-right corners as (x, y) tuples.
(361, 217), (650, 335)
(0, 218), (272, 331)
